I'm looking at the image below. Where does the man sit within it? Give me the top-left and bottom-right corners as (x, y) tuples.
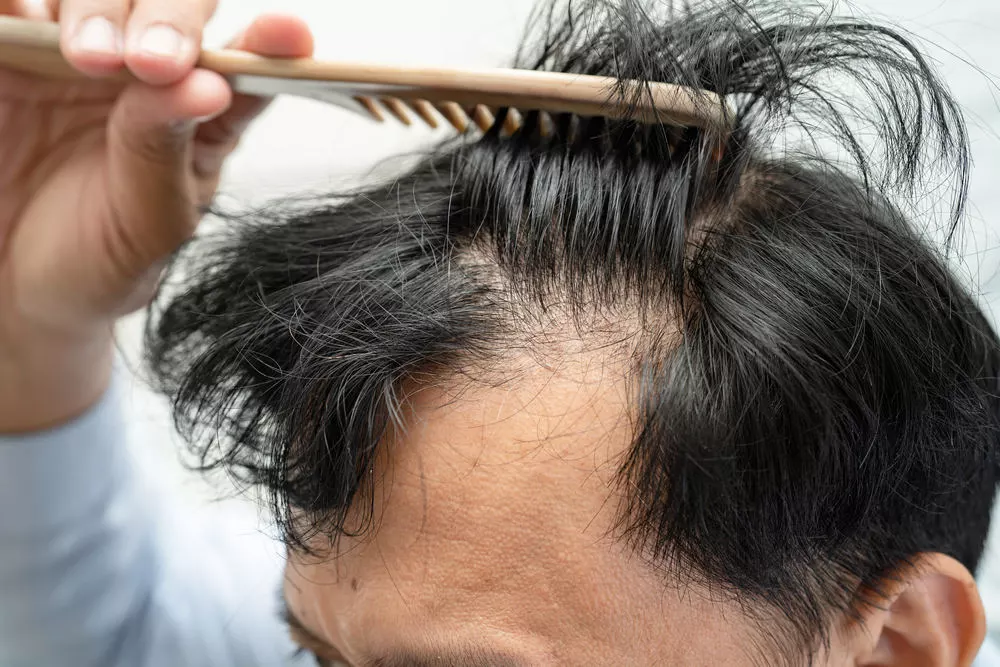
(2, 0), (1000, 665)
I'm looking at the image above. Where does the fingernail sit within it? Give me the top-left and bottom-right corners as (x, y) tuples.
(21, 0), (51, 20)
(73, 17), (122, 55)
(137, 24), (187, 60)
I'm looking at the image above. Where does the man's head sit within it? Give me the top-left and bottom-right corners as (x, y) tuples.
(147, 0), (1000, 664)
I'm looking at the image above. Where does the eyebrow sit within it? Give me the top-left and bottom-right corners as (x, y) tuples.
(367, 650), (528, 667)
(279, 590), (530, 667)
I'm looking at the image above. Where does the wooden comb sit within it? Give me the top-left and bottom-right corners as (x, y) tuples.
(0, 15), (732, 135)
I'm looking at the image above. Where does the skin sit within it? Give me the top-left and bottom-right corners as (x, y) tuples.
(0, 1), (986, 665)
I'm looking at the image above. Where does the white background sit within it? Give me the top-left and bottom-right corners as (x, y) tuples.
(114, 0), (1000, 638)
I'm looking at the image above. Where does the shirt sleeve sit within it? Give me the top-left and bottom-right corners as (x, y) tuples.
(0, 371), (312, 667)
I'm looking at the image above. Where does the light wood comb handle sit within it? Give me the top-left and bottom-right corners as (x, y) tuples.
(0, 15), (733, 132)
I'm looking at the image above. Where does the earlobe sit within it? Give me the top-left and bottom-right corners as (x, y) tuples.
(851, 553), (985, 667)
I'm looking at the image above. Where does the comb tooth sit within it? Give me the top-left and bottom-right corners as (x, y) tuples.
(407, 99), (439, 128)
(436, 102), (469, 132)
(354, 96), (385, 122)
(566, 113), (581, 143)
(470, 104), (495, 132)
(381, 97), (412, 125)
(501, 107), (523, 136)
(538, 111), (554, 138)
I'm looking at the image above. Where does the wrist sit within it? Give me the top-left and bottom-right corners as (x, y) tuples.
(0, 331), (114, 434)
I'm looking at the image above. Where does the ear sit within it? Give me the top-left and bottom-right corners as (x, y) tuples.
(847, 553), (986, 667)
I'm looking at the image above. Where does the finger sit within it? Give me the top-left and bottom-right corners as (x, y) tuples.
(1, 0), (49, 18)
(197, 14), (315, 143)
(230, 13), (314, 55)
(193, 14), (314, 176)
(58, 0), (133, 75)
(58, 0), (128, 76)
(105, 69), (231, 275)
(124, 0), (218, 86)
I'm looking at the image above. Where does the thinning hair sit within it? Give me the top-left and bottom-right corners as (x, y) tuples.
(146, 0), (1000, 662)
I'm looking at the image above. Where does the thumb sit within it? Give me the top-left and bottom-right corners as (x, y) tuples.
(105, 69), (231, 276)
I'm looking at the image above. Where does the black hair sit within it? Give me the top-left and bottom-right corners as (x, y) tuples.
(145, 0), (1000, 661)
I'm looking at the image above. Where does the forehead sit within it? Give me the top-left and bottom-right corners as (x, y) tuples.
(284, 351), (751, 664)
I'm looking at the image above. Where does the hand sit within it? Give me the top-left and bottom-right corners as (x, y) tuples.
(0, 0), (315, 432)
